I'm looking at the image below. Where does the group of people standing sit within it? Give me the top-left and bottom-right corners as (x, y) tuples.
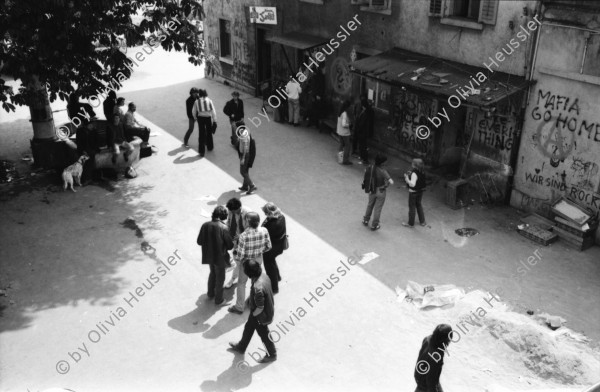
(184, 88), (257, 194)
(197, 198), (287, 363)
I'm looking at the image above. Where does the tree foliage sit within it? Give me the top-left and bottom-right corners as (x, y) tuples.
(0, 0), (205, 112)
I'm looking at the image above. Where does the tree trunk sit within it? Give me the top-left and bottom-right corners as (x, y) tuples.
(27, 76), (56, 140)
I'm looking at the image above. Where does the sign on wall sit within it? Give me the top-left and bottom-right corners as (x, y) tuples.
(249, 7), (277, 25)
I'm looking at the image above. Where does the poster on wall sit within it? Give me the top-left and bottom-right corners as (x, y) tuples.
(249, 7), (277, 25)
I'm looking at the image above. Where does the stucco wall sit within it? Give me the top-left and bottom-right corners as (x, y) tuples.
(278, 0), (537, 76)
(511, 20), (600, 243)
(204, 0), (275, 90)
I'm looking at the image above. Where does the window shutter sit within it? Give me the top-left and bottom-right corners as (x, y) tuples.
(429, 0), (443, 16)
(478, 0), (498, 25)
(371, 0), (386, 6)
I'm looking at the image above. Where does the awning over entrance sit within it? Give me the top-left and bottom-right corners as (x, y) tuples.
(266, 31), (329, 50)
(351, 48), (532, 107)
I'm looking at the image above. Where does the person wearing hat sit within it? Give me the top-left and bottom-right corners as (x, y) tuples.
(228, 212), (272, 314)
(223, 91), (245, 146)
(362, 153), (394, 231)
(183, 87), (199, 147)
(261, 202), (287, 294)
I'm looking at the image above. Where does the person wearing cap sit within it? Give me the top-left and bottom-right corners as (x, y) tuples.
(362, 153), (393, 231)
(223, 91), (245, 147)
(228, 259), (277, 363)
(197, 205), (234, 305)
(228, 212), (271, 314)
(261, 202), (287, 294)
(183, 87), (199, 147)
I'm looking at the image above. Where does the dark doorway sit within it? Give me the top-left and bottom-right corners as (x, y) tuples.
(256, 28), (272, 97)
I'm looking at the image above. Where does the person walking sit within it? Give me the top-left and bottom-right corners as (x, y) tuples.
(362, 154), (394, 231)
(223, 91), (245, 147)
(337, 100), (353, 165)
(228, 212), (271, 315)
(197, 205), (234, 305)
(224, 198), (252, 289)
(238, 127), (257, 194)
(403, 158), (427, 228)
(228, 259), (277, 363)
(183, 87), (199, 147)
(285, 75), (302, 126)
(354, 96), (371, 165)
(414, 324), (453, 392)
(261, 202), (287, 294)
(192, 89), (217, 157)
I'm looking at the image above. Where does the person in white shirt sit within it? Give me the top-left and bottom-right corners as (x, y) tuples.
(123, 102), (150, 144)
(337, 100), (353, 165)
(285, 76), (302, 126)
(192, 89), (217, 157)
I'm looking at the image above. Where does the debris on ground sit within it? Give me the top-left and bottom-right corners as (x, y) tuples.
(455, 228), (479, 237)
(396, 281), (465, 308)
(0, 160), (18, 184)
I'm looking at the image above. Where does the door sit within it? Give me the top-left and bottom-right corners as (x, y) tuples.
(256, 28), (272, 97)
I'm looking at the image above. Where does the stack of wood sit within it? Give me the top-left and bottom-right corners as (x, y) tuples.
(551, 198), (598, 251)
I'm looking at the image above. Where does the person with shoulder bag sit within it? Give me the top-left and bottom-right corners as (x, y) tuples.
(362, 154), (393, 231)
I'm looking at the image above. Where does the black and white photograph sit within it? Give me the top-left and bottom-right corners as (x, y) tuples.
(1, 0), (600, 391)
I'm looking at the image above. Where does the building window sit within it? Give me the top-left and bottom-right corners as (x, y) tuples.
(352, 0), (391, 15)
(430, 0), (498, 28)
(219, 19), (232, 60)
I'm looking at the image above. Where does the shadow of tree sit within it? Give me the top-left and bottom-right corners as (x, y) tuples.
(0, 176), (165, 332)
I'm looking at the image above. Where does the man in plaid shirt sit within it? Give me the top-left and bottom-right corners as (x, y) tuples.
(228, 212), (272, 314)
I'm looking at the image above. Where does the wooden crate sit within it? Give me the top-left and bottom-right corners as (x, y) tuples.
(517, 224), (558, 246)
(446, 179), (469, 209)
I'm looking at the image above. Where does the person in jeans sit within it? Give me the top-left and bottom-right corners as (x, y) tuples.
(238, 127), (257, 194)
(108, 102), (134, 165)
(414, 324), (453, 392)
(403, 158), (427, 228)
(197, 205), (234, 305)
(123, 102), (150, 144)
(362, 154), (394, 231)
(337, 100), (352, 165)
(261, 202), (286, 294)
(183, 87), (199, 147)
(285, 75), (302, 126)
(228, 259), (277, 363)
(224, 198), (252, 289)
(228, 212), (271, 315)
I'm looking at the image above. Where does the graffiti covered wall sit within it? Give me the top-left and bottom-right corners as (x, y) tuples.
(203, 0), (258, 89)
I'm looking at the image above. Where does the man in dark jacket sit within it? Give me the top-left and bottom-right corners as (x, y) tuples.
(223, 91), (245, 146)
(197, 205), (234, 305)
(228, 259), (277, 363)
(103, 90), (117, 121)
(414, 324), (452, 392)
(183, 87), (199, 147)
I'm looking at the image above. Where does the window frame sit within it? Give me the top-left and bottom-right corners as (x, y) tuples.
(218, 18), (233, 63)
(429, 0), (498, 29)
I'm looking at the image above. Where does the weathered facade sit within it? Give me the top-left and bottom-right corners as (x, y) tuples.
(510, 0), (600, 243)
(204, 0), (600, 243)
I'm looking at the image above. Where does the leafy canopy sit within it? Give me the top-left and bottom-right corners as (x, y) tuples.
(0, 0), (205, 112)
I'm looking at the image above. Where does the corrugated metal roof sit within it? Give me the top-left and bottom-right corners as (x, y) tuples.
(351, 48), (532, 107)
(266, 31), (329, 50)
